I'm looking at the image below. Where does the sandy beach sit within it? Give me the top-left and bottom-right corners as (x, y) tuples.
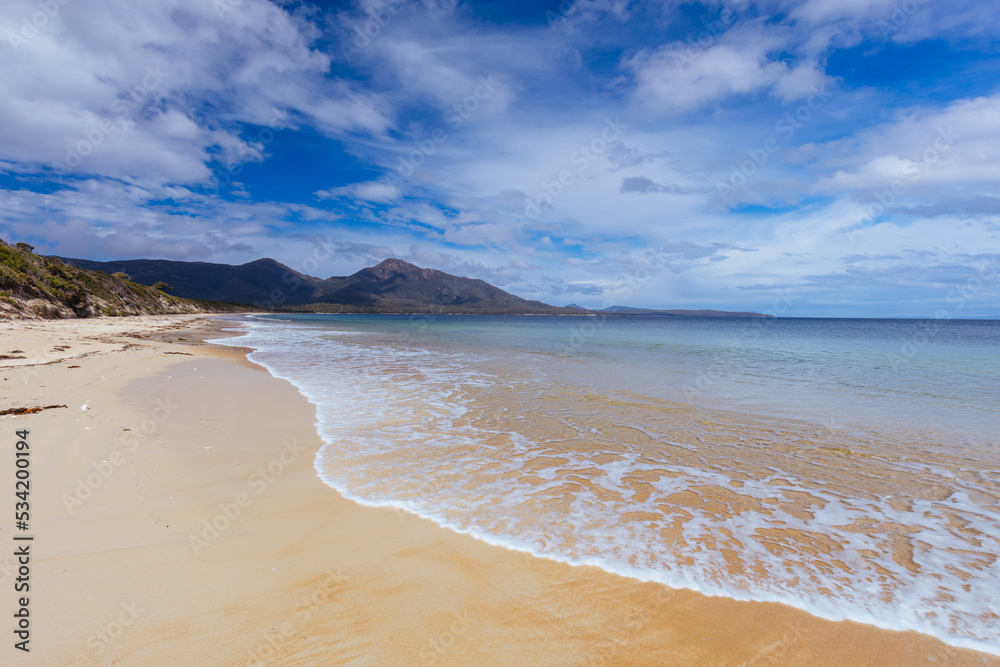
(0, 314), (996, 666)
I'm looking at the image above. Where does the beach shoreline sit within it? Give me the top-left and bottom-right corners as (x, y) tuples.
(0, 314), (995, 666)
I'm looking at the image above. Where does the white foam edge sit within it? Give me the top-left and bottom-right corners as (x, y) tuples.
(204, 323), (1000, 658)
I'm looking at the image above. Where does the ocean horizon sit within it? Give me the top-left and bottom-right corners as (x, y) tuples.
(214, 313), (1000, 656)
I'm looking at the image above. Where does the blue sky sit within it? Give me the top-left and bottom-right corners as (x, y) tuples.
(1, 0), (999, 316)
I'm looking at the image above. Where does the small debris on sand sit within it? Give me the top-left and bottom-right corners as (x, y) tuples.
(0, 404), (68, 416)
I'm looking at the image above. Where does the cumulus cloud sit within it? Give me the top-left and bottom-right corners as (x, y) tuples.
(0, 0), (997, 315)
(0, 178), (333, 262)
(780, 0), (1000, 45)
(0, 0), (392, 186)
(816, 95), (1000, 197)
(625, 25), (834, 112)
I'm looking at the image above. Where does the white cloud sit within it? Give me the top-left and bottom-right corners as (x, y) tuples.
(816, 95), (1000, 195)
(317, 181), (401, 203)
(772, 61), (830, 103)
(0, 0), (393, 186)
(0, 0), (997, 315)
(767, 0), (1000, 47)
(787, 0), (899, 24)
(625, 26), (834, 111)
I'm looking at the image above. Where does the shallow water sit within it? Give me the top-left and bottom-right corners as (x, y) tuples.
(213, 314), (1000, 654)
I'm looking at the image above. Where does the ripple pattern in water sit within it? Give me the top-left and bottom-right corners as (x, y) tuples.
(214, 315), (1000, 655)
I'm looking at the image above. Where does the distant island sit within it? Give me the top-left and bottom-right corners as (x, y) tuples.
(1, 238), (771, 318)
(596, 305), (773, 318)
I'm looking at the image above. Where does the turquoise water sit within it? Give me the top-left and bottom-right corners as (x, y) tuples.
(214, 314), (1000, 654)
(251, 314), (998, 446)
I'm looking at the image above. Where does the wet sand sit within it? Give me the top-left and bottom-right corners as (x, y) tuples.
(0, 315), (995, 665)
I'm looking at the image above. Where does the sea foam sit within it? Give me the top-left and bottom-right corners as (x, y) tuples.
(211, 316), (1000, 656)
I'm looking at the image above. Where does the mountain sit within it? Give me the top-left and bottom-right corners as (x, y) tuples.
(60, 256), (579, 314)
(305, 258), (570, 314)
(601, 305), (773, 318)
(54, 253), (774, 317)
(0, 240), (255, 319)
(59, 256), (323, 307)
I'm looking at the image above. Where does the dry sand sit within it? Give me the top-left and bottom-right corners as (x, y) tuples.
(0, 314), (996, 666)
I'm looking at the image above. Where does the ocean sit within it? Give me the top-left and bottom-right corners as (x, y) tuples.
(212, 313), (1000, 655)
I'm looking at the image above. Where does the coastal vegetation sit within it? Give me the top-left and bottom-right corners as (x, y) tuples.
(0, 238), (256, 319)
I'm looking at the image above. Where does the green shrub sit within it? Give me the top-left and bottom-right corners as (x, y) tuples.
(0, 245), (32, 274)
